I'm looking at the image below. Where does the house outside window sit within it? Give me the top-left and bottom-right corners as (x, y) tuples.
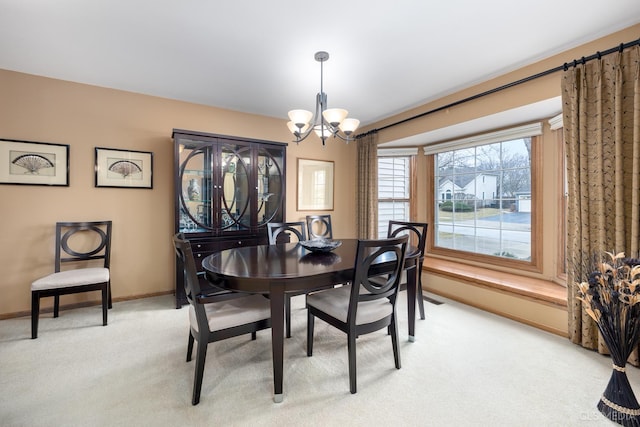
(377, 149), (416, 238)
(425, 123), (542, 265)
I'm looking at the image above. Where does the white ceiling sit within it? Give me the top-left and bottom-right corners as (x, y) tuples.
(1, 1), (639, 145)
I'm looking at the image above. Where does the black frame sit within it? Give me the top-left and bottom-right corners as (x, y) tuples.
(95, 147), (153, 189)
(0, 138), (69, 186)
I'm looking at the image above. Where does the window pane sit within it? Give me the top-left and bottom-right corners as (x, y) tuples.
(434, 138), (532, 260)
(378, 157), (411, 237)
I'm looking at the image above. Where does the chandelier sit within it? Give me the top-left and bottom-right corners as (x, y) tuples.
(287, 51), (360, 145)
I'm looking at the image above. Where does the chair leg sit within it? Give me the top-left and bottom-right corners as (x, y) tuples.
(306, 310), (314, 356)
(31, 292), (40, 339)
(101, 285), (108, 326)
(251, 331), (257, 340)
(417, 266), (425, 320)
(192, 338), (208, 405)
(107, 280), (113, 309)
(186, 333), (194, 362)
(348, 332), (357, 394)
(285, 295), (292, 338)
(390, 313), (401, 370)
(53, 295), (60, 318)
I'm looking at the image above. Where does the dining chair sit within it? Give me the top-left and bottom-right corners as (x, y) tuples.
(266, 221), (307, 245)
(31, 221), (112, 339)
(267, 221), (307, 338)
(306, 235), (408, 394)
(386, 221), (428, 320)
(173, 233), (271, 405)
(306, 214), (333, 240)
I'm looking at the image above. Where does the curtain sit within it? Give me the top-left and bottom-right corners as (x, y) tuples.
(356, 131), (378, 239)
(563, 46), (640, 363)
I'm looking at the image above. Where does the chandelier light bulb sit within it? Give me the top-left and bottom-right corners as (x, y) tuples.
(288, 109), (313, 129)
(339, 118), (360, 135)
(322, 108), (348, 127)
(313, 124), (332, 139)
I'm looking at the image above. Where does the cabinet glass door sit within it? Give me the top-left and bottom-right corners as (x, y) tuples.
(219, 142), (251, 231)
(256, 145), (285, 227)
(178, 140), (213, 233)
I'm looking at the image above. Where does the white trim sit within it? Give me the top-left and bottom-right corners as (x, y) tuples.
(422, 122), (542, 155)
(548, 113), (563, 130)
(378, 147), (418, 157)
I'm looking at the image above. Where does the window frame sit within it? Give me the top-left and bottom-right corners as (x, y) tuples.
(425, 133), (543, 273)
(549, 114), (567, 281)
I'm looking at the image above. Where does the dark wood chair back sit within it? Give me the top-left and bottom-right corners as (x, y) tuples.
(387, 221), (427, 258)
(172, 233), (203, 307)
(56, 221), (112, 271)
(386, 220), (428, 320)
(306, 214), (333, 240)
(351, 235), (409, 309)
(267, 221), (307, 245)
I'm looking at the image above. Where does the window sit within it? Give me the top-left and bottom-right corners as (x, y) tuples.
(378, 154), (412, 238)
(426, 123), (541, 267)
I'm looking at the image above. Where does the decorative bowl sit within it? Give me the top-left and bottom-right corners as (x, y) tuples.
(299, 238), (342, 253)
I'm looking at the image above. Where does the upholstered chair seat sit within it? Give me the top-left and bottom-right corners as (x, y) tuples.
(188, 295), (271, 333)
(32, 268), (109, 291)
(306, 285), (392, 324)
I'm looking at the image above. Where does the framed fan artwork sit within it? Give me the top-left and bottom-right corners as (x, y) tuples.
(95, 147), (153, 189)
(0, 138), (69, 186)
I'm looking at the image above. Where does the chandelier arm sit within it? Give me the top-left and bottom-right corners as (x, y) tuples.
(332, 132), (351, 142)
(292, 91), (323, 143)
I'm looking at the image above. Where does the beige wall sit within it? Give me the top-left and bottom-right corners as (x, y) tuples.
(0, 71), (356, 316)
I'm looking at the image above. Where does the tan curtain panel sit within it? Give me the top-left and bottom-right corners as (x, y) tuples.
(563, 46), (640, 363)
(356, 131), (378, 239)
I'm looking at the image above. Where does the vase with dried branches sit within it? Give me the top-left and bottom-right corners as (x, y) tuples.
(577, 251), (640, 426)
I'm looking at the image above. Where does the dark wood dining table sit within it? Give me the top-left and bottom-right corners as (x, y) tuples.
(202, 238), (420, 403)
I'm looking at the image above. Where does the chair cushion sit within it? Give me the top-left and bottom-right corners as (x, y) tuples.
(306, 285), (393, 325)
(189, 294), (271, 333)
(31, 268), (109, 291)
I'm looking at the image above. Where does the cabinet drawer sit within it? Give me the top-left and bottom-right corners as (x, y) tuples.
(217, 238), (258, 251)
(190, 241), (218, 252)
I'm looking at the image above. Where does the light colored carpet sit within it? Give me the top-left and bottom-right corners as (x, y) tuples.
(1, 292), (637, 426)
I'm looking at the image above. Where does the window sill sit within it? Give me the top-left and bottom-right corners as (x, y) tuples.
(422, 257), (567, 309)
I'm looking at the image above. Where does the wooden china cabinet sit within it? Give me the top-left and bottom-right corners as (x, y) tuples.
(173, 129), (287, 308)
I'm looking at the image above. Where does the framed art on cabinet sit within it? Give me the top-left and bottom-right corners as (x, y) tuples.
(95, 147), (153, 189)
(297, 158), (334, 211)
(0, 138), (69, 186)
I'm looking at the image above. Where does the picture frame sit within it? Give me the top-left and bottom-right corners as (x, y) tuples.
(0, 138), (69, 186)
(95, 147), (153, 189)
(297, 158), (334, 211)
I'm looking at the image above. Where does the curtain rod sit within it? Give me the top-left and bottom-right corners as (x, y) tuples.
(356, 37), (640, 139)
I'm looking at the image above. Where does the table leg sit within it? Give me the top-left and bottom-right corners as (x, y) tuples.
(270, 284), (285, 403)
(407, 263), (417, 342)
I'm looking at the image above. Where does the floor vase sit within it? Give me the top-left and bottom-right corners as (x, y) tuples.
(597, 366), (640, 426)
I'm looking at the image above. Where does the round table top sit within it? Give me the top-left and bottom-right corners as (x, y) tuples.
(202, 238), (417, 293)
